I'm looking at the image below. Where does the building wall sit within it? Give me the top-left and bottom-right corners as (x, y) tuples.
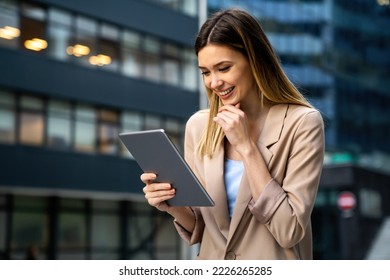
(332, 0), (390, 154)
(0, 0), (201, 259)
(207, 0), (390, 259)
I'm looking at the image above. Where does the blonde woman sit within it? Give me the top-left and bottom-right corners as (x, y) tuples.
(141, 8), (324, 260)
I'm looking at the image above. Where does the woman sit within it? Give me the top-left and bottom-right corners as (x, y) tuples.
(141, 8), (324, 260)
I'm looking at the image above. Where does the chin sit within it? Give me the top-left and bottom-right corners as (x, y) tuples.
(221, 100), (238, 106)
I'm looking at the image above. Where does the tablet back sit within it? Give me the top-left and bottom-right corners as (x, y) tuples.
(119, 129), (214, 207)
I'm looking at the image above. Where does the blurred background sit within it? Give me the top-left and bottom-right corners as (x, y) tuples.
(0, 0), (389, 260)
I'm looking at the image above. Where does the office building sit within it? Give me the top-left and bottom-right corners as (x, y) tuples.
(0, 0), (200, 259)
(208, 0), (390, 259)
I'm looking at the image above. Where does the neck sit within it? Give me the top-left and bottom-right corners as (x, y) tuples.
(241, 99), (271, 140)
(241, 99), (268, 123)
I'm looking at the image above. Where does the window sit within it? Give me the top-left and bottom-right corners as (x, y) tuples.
(165, 118), (183, 152)
(122, 31), (143, 78)
(47, 8), (72, 61)
(144, 114), (161, 130)
(121, 111), (142, 133)
(10, 196), (48, 260)
(144, 36), (161, 82)
(162, 43), (180, 86)
(182, 0), (198, 16)
(47, 100), (72, 150)
(58, 213), (87, 259)
(1, 2), (198, 92)
(120, 111), (142, 157)
(0, 90), (16, 143)
(359, 188), (382, 218)
(183, 49), (198, 91)
(20, 2), (47, 53)
(0, 88), (186, 158)
(58, 213), (87, 250)
(0, 0), (19, 49)
(146, 0), (198, 16)
(19, 95), (44, 146)
(91, 200), (120, 259)
(58, 198), (87, 260)
(98, 109), (119, 155)
(96, 23), (119, 71)
(127, 202), (154, 259)
(74, 104), (96, 153)
(154, 213), (179, 259)
(73, 15), (97, 67)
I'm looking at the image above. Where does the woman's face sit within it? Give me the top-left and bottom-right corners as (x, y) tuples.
(198, 44), (258, 106)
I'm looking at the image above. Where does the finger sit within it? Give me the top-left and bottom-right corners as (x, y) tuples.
(217, 110), (239, 121)
(145, 191), (175, 207)
(144, 188), (175, 199)
(218, 103), (242, 114)
(214, 111), (240, 128)
(143, 183), (173, 193)
(217, 107), (244, 123)
(148, 195), (174, 208)
(140, 172), (157, 183)
(143, 183), (172, 194)
(213, 112), (231, 129)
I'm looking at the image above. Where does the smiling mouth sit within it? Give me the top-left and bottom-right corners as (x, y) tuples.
(219, 86), (234, 96)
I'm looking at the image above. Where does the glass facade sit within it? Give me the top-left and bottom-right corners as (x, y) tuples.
(208, 0), (390, 260)
(208, 0), (390, 159)
(143, 0), (198, 16)
(0, 0), (198, 259)
(0, 0), (199, 91)
(47, 100), (72, 149)
(208, 0), (335, 146)
(2, 194), (179, 260)
(2, 0), (388, 261)
(332, 0), (390, 154)
(0, 89), (186, 156)
(19, 95), (45, 146)
(0, 90), (16, 143)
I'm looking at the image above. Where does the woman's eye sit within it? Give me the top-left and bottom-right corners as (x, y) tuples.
(219, 66), (230, 72)
(201, 71), (210, 76)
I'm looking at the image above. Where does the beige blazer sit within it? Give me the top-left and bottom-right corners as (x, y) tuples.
(174, 104), (325, 260)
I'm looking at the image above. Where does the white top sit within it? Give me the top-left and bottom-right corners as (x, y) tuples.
(224, 158), (244, 219)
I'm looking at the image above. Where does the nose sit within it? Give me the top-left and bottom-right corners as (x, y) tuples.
(209, 73), (223, 90)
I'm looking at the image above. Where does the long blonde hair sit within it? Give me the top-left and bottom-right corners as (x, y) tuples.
(195, 8), (312, 158)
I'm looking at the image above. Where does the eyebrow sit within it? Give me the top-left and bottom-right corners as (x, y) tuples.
(198, 61), (232, 70)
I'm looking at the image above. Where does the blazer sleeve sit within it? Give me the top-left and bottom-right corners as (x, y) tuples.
(248, 110), (325, 248)
(172, 112), (206, 245)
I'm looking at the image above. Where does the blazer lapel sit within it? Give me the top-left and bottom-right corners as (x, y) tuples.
(260, 104), (289, 149)
(203, 144), (230, 240)
(226, 104), (289, 243)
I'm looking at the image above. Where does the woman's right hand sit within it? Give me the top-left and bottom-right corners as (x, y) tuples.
(140, 172), (176, 212)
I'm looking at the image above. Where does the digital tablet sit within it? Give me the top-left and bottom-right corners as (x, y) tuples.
(119, 129), (214, 207)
